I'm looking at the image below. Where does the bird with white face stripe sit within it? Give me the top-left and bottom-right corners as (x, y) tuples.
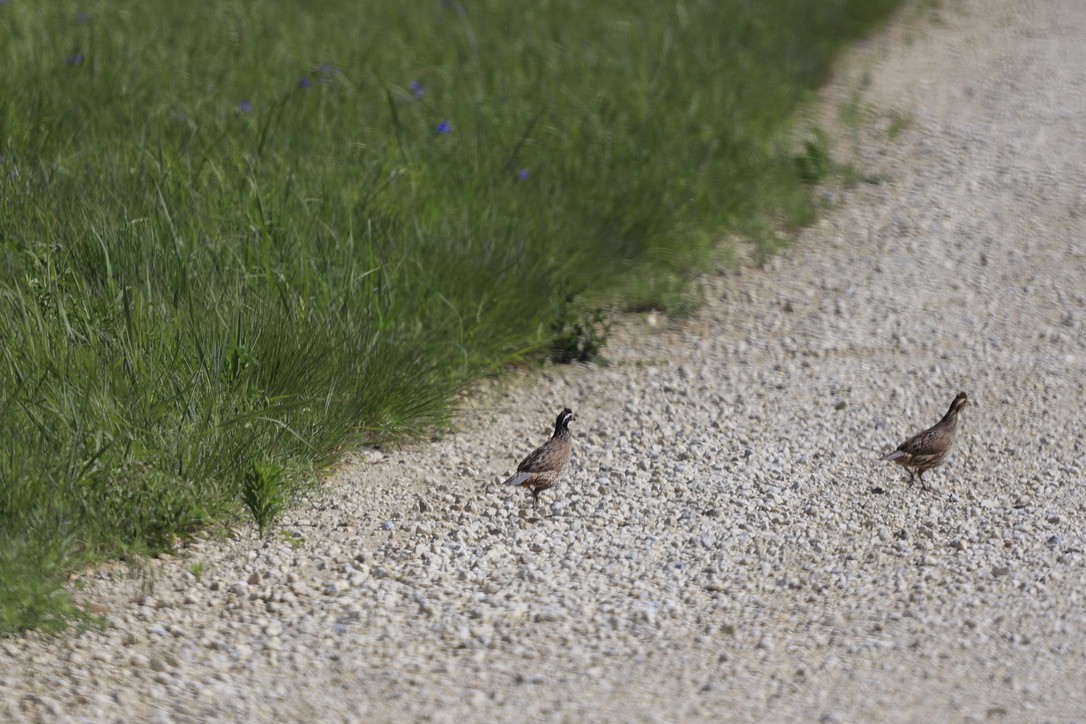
(503, 408), (575, 513)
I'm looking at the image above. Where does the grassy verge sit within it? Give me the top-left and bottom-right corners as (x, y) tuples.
(0, 0), (902, 633)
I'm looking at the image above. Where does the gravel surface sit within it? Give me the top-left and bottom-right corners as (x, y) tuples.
(3, 0), (1086, 721)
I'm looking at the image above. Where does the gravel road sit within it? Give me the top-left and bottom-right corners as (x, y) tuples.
(3, 0), (1085, 721)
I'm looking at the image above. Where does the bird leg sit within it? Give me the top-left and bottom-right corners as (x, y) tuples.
(532, 488), (540, 512)
(917, 471), (932, 493)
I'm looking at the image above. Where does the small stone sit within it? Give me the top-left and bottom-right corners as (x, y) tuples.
(29, 696), (63, 716)
(992, 565), (1010, 577)
(324, 581), (346, 595)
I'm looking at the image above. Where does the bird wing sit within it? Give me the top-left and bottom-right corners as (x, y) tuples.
(516, 442), (561, 474)
(880, 449), (908, 462)
(899, 427), (944, 457)
(504, 434), (571, 487)
(503, 471), (533, 487)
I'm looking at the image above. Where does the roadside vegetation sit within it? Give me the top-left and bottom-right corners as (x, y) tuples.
(0, 0), (902, 632)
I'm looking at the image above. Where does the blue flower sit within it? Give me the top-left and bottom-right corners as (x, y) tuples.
(76, 11), (91, 25)
(436, 120), (451, 134)
(298, 77), (312, 89)
(67, 53), (85, 67)
(238, 99), (253, 113)
(410, 80), (424, 99)
(518, 169), (529, 180)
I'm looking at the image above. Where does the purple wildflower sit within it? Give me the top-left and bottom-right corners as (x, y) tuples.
(238, 99), (253, 114)
(76, 11), (91, 25)
(518, 169), (529, 180)
(299, 77), (312, 89)
(410, 80), (424, 99)
(436, 120), (451, 134)
(67, 53), (85, 67)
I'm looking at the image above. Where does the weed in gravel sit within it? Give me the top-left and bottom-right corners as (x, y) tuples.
(242, 463), (287, 538)
(549, 295), (613, 365)
(188, 562), (208, 582)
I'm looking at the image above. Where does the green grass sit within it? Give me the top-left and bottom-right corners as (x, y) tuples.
(0, 0), (903, 633)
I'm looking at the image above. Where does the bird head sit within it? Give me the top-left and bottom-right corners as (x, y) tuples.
(554, 408), (575, 435)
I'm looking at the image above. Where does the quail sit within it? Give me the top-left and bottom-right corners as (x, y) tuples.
(881, 391), (969, 491)
(503, 408), (575, 512)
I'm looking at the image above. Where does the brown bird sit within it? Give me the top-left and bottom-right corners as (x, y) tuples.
(504, 408), (575, 512)
(881, 391), (969, 491)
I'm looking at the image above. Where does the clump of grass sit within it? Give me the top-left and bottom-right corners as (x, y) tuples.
(0, 539), (88, 634)
(280, 530), (306, 548)
(241, 462), (286, 538)
(0, 0), (904, 633)
(795, 128), (834, 184)
(794, 124), (888, 191)
(549, 295), (612, 365)
(886, 109), (914, 139)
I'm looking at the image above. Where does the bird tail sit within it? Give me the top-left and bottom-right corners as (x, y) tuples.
(880, 450), (906, 462)
(503, 472), (531, 487)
